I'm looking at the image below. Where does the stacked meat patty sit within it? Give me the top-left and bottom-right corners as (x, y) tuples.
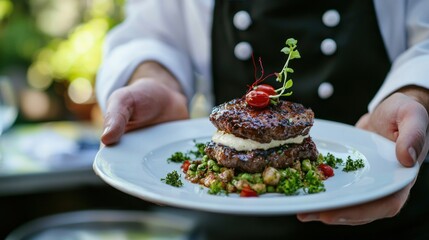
(205, 98), (318, 173)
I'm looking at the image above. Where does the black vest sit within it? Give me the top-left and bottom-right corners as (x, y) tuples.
(212, 0), (391, 125)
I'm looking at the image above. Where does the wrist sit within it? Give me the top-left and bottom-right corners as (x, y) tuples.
(397, 85), (429, 112)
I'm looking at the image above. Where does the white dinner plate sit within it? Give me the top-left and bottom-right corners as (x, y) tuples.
(93, 118), (419, 215)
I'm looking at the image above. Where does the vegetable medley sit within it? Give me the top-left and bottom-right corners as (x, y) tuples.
(161, 142), (365, 197)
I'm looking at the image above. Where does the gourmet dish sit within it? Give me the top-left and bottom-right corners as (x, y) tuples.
(162, 38), (364, 196)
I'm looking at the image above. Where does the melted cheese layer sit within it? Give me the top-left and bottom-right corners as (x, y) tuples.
(212, 131), (308, 151)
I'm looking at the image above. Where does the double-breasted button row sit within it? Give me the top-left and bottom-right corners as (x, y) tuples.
(318, 9), (340, 99)
(320, 9), (339, 56)
(233, 11), (253, 60)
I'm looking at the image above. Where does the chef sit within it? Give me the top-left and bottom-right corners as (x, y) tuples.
(96, 0), (429, 237)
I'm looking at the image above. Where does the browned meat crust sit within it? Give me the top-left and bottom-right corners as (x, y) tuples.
(204, 137), (318, 173)
(209, 98), (314, 143)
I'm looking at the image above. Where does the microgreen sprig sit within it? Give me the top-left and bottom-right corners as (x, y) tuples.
(270, 38), (301, 103)
(245, 38), (301, 109)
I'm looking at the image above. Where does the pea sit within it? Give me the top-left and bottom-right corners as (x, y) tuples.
(239, 173), (253, 182)
(306, 169), (317, 179)
(212, 165), (220, 172)
(207, 159), (216, 167)
(279, 170), (288, 179)
(267, 185), (276, 193)
(301, 159), (312, 172)
(186, 169), (196, 176)
(197, 162), (207, 171)
(189, 164), (197, 171)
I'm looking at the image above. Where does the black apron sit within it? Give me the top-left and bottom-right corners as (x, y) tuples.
(211, 0), (391, 125)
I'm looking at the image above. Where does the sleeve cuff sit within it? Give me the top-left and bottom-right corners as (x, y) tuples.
(368, 55), (429, 112)
(96, 39), (194, 112)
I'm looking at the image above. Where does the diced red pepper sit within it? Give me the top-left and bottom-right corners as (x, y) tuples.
(181, 160), (191, 173)
(240, 186), (258, 197)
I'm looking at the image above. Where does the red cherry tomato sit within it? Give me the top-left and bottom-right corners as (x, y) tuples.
(254, 84), (276, 96)
(240, 186), (258, 197)
(318, 163), (334, 178)
(181, 160), (191, 173)
(245, 90), (270, 109)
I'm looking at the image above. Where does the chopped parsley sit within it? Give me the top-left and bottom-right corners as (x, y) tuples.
(278, 168), (303, 195)
(188, 141), (207, 158)
(322, 152), (344, 169)
(321, 153), (365, 172)
(167, 141), (208, 163)
(304, 170), (325, 194)
(167, 152), (189, 163)
(343, 156), (365, 172)
(208, 181), (227, 195)
(161, 170), (183, 187)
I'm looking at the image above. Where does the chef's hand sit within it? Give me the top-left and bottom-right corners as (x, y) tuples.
(100, 61), (189, 145)
(297, 86), (429, 225)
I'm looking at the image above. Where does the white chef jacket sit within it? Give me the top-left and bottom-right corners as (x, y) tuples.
(95, 0), (429, 114)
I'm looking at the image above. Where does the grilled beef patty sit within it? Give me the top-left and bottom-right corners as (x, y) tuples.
(209, 98), (314, 143)
(205, 137), (318, 173)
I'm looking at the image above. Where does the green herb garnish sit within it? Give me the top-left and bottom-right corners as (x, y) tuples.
(343, 156), (365, 172)
(304, 169), (326, 194)
(168, 141), (207, 163)
(246, 38), (300, 108)
(188, 140), (207, 158)
(208, 181), (227, 195)
(167, 152), (189, 163)
(278, 168), (303, 195)
(270, 38), (301, 103)
(161, 170), (183, 187)
(323, 152), (344, 169)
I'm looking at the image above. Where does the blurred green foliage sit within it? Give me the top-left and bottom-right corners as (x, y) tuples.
(0, 0), (47, 71)
(0, 0), (125, 88)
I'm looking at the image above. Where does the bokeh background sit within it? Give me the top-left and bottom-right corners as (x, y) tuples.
(0, 1), (148, 238)
(0, 0), (124, 125)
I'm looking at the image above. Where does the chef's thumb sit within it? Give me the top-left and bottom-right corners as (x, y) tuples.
(395, 104), (428, 167)
(101, 113), (127, 145)
(100, 91), (132, 145)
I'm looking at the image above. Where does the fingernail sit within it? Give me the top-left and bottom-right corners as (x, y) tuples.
(102, 117), (113, 136)
(408, 147), (417, 163)
(300, 213), (319, 222)
(102, 125), (111, 136)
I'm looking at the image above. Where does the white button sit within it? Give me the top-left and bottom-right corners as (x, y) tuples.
(234, 42), (253, 60)
(322, 9), (340, 27)
(318, 82), (334, 99)
(320, 38), (337, 55)
(233, 11), (252, 30)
